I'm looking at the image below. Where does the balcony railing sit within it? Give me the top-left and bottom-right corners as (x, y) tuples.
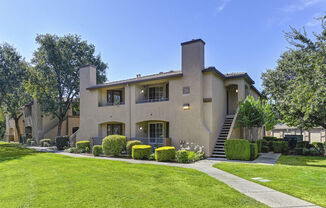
(129, 137), (171, 146)
(99, 101), (125, 107)
(136, 98), (169, 104)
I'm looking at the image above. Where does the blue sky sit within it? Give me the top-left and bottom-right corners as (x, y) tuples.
(1, 0), (325, 90)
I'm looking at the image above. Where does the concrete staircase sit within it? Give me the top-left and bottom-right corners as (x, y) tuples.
(211, 115), (235, 158)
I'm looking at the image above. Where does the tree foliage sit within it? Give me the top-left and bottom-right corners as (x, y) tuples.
(0, 43), (31, 142)
(27, 34), (107, 136)
(262, 17), (326, 129)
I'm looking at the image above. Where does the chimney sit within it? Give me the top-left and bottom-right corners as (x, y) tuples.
(181, 39), (205, 76)
(80, 64), (96, 91)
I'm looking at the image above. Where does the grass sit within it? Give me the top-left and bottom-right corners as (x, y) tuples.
(0, 142), (266, 208)
(214, 155), (326, 207)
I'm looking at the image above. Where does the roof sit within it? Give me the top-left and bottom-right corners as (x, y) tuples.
(181, 39), (205, 46)
(87, 70), (183, 90)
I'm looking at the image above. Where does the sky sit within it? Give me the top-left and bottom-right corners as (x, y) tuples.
(1, 0), (326, 90)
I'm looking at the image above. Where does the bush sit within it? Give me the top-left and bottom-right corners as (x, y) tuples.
(149, 153), (155, 160)
(26, 139), (31, 145)
(176, 150), (189, 163)
(256, 140), (262, 153)
(43, 142), (50, 147)
(55, 136), (69, 150)
(309, 147), (320, 156)
(312, 142), (325, 155)
(126, 140), (142, 156)
(282, 141), (289, 154)
(132, 145), (152, 159)
(273, 141), (283, 153)
(76, 141), (91, 152)
(92, 145), (102, 156)
(102, 135), (127, 156)
(295, 148), (303, 155)
(303, 148), (310, 156)
(263, 136), (277, 141)
(40, 139), (52, 147)
(30, 140), (36, 146)
(261, 145), (269, 153)
(155, 146), (176, 162)
(65, 147), (83, 153)
(250, 143), (258, 160)
(296, 141), (310, 148)
(225, 139), (251, 161)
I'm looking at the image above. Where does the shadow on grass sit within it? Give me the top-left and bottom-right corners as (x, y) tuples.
(0, 143), (45, 163)
(277, 155), (326, 168)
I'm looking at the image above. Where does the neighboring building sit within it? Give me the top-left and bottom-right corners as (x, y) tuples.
(266, 124), (326, 143)
(4, 100), (80, 143)
(77, 39), (263, 158)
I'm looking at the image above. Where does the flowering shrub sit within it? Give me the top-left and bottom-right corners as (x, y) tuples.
(179, 141), (205, 161)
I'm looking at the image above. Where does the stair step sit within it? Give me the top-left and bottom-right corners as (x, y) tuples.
(211, 154), (226, 158)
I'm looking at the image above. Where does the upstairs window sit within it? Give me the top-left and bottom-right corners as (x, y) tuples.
(148, 86), (163, 101)
(107, 90), (123, 105)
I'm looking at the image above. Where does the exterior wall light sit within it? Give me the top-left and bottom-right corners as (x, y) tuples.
(139, 126), (143, 130)
(141, 89), (144, 93)
(235, 89), (238, 93)
(183, 103), (190, 110)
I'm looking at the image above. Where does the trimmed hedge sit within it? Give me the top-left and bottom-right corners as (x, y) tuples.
(76, 141), (91, 152)
(225, 139), (250, 161)
(250, 143), (258, 160)
(263, 136), (277, 141)
(92, 145), (102, 156)
(40, 139), (52, 147)
(155, 146), (175, 162)
(55, 136), (69, 150)
(126, 140), (142, 156)
(261, 145), (269, 153)
(102, 135), (127, 156)
(256, 140), (262, 153)
(176, 150), (188, 163)
(132, 145), (152, 159)
(273, 141), (283, 153)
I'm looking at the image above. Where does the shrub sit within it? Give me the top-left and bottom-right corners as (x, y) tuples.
(126, 140), (142, 156)
(76, 141), (91, 152)
(296, 141), (310, 148)
(263, 136), (277, 141)
(261, 145), (269, 153)
(295, 148), (303, 155)
(40, 139), (52, 147)
(55, 136), (69, 150)
(256, 140), (262, 153)
(102, 135), (127, 156)
(282, 141), (289, 154)
(309, 147), (320, 156)
(303, 148), (310, 156)
(250, 143), (258, 160)
(132, 145), (152, 160)
(65, 147), (83, 153)
(43, 142), (50, 147)
(176, 150), (189, 163)
(273, 141), (283, 153)
(312, 142), (325, 155)
(92, 145), (102, 156)
(155, 146), (176, 162)
(30, 140), (36, 146)
(149, 153), (155, 160)
(26, 139), (31, 145)
(225, 139), (250, 161)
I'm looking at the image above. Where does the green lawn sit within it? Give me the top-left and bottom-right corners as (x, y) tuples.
(214, 155), (326, 207)
(0, 143), (266, 208)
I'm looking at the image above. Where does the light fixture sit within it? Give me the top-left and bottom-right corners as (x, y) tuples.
(183, 103), (190, 110)
(235, 89), (238, 93)
(141, 89), (144, 93)
(139, 126), (143, 130)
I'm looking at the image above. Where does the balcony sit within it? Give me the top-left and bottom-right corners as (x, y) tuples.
(136, 83), (169, 104)
(129, 137), (171, 147)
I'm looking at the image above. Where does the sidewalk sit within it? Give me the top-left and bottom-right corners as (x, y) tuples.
(29, 147), (320, 208)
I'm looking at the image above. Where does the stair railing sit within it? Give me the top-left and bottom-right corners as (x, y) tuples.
(226, 107), (239, 141)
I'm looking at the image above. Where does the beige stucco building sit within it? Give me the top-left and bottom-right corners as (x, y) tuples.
(4, 100), (80, 143)
(77, 39), (262, 157)
(266, 124), (326, 143)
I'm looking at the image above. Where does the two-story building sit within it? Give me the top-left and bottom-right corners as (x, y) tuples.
(77, 39), (262, 157)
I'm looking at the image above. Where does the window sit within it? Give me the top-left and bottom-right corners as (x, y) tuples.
(107, 90), (123, 105)
(148, 86), (163, 101)
(107, 124), (123, 135)
(72, 127), (79, 134)
(149, 122), (164, 144)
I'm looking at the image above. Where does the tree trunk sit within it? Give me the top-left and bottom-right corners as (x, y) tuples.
(14, 118), (22, 143)
(57, 119), (63, 136)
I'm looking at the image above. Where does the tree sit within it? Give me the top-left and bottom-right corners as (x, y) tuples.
(262, 16), (326, 130)
(236, 95), (277, 140)
(0, 107), (5, 140)
(27, 34), (107, 136)
(0, 43), (31, 143)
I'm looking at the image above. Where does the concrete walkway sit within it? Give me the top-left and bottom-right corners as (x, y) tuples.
(30, 147), (320, 208)
(208, 152), (282, 165)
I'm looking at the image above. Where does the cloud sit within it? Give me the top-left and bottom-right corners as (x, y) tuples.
(280, 0), (321, 13)
(214, 0), (231, 15)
